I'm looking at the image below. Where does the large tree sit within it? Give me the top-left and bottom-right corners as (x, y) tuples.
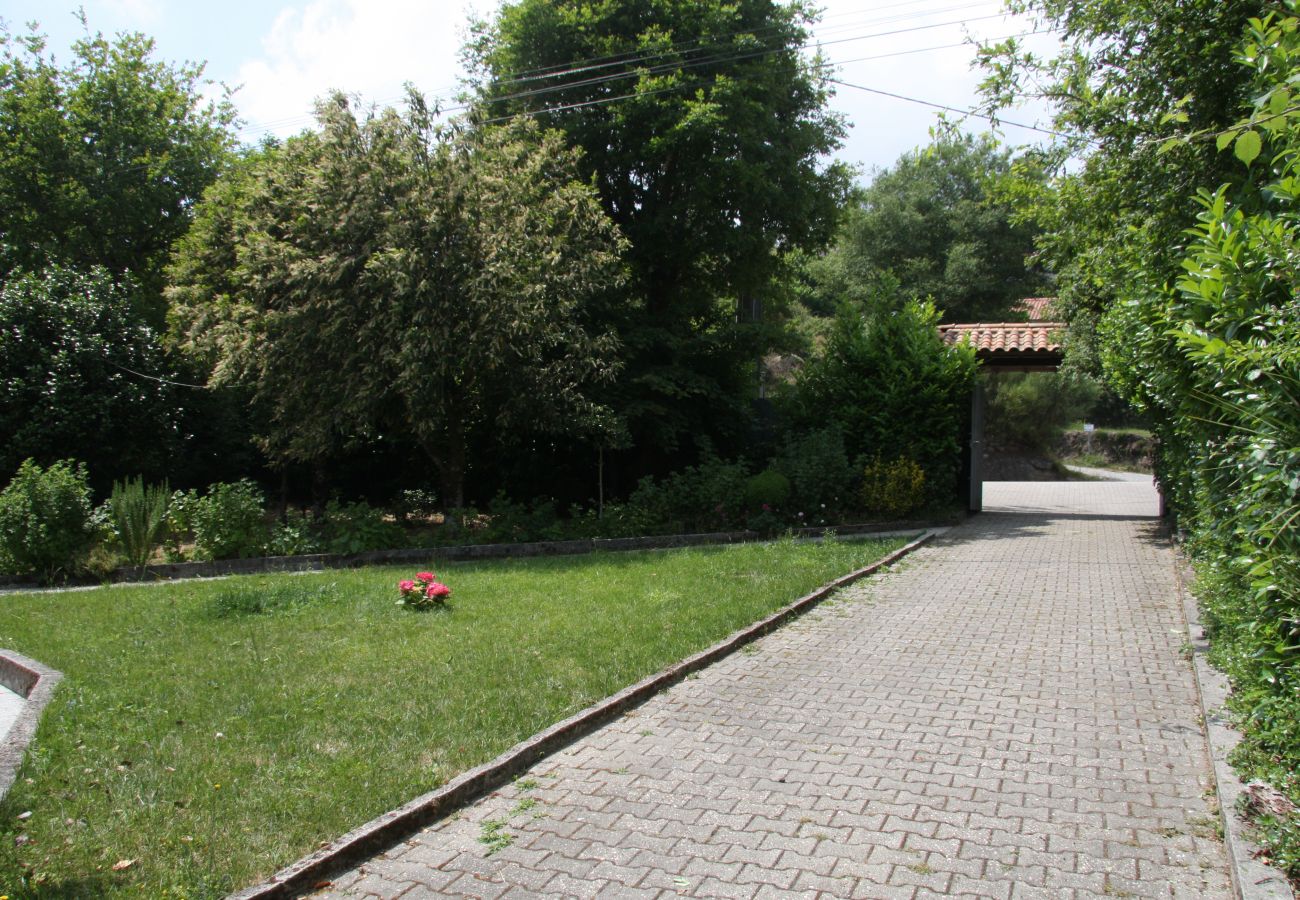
(0, 266), (180, 488)
(976, 0), (1265, 370)
(810, 134), (1050, 323)
(469, 0), (849, 470)
(169, 94), (625, 507)
(0, 20), (236, 324)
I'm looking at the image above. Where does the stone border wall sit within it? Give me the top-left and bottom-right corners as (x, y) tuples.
(0, 517), (957, 590)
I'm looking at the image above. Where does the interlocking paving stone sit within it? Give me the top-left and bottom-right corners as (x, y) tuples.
(312, 481), (1230, 899)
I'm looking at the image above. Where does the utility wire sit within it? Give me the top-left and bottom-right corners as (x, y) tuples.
(403, 12), (1016, 123)
(827, 77), (1088, 142)
(234, 5), (1017, 140)
(485, 0), (996, 89)
(103, 357), (211, 390)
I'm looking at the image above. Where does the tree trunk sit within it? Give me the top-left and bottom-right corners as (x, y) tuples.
(422, 426), (466, 511)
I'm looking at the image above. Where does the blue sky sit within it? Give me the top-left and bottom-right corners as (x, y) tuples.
(2, 0), (1060, 179)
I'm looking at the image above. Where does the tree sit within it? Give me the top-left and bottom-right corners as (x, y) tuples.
(169, 93), (626, 507)
(785, 281), (978, 507)
(809, 134), (1050, 323)
(0, 20), (236, 324)
(976, 0), (1267, 371)
(469, 0), (849, 469)
(0, 265), (182, 489)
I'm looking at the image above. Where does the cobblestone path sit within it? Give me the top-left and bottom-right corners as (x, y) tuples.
(315, 481), (1230, 899)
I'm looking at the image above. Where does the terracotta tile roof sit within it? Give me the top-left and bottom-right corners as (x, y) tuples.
(939, 322), (1065, 355)
(1015, 296), (1058, 321)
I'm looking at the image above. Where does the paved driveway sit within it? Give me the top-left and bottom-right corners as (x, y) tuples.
(315, 481), (1229, 899)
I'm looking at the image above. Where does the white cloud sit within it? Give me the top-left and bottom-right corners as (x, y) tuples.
(233, 0), (482, 140)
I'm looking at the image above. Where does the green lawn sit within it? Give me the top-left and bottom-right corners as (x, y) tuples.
(0, 534), (906, 898)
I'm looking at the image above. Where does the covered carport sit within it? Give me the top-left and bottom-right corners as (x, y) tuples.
(939, 320), (1065, 512)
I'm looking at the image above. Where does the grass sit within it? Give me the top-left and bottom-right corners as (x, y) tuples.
(0, 534), (905, 898)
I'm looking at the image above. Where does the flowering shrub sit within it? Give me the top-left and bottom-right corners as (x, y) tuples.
(860, 455), (926, 518)
(398, 570), (452, 608)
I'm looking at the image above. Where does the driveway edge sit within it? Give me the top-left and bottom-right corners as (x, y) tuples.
(1176, 558), (1294, 899)
(226, 529), (939, 900)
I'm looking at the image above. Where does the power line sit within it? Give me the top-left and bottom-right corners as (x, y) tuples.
(408, 12), (1018, 126)
(234, 5), (1017, 140)
(103, 357), (211, 390)
(826, 77), (1088, 143)
(482, 1), (995, 90)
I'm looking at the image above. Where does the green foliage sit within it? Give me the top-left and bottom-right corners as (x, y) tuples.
(860, 456), (926, 518)
(396, 489), (439, 523)
(744, 469), (791, 511)
(184, 480), (267, 561)
(471, 0), (850, 464)
(774, 425), (856, 518)
(976, 0), (1265, 374)
(787, 284), (978, 507)
(482, 493), (566, 544)
(810, 133), (1048, 323)
(993, 2), (1300, 877)
(984, 371), (1101, 453)
(0, 458), (93, 582)
(0, 266), (182, 488)
(170, 94), (624, 508)
(625, 456), (751, 535)
(0, 20), (236, 324)
(320, 500), (405, 555)
(267, 509), (323, 557)
(109, 476), (170, 570)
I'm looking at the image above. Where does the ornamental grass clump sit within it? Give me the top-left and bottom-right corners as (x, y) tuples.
(398, 570), (451, 608)
(109, 476), (169, 571)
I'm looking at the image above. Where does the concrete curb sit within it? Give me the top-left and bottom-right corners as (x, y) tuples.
(226, 529), (940, 900)
(0, 650), (63, 800)
(1175, 557), (1294, 899)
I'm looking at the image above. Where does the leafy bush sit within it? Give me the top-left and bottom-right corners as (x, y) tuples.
(860, 456), (926, 518)
(320, 500), (404, 555)
(1085, 12), (1300, 877)
(185, 480), (267, 561)
(0, 458), (93, 582)
(109, 476), (170, 570)
(395, 488), (439, 522)
(625, 456), (750, 535)
(482, 493), (566, 543)
(775, 425), (856, 517)
(744, 469), (791, 511)
(786, 285), (977, 508)
(267, 508), (323, 556)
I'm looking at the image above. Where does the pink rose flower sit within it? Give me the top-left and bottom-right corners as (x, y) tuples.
(425, 582), (451, 599)
(416, 571), (436, 584)
(398, 579), (416, 592)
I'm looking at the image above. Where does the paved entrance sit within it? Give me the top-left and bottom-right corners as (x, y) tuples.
(316, 481), (1229, 899)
